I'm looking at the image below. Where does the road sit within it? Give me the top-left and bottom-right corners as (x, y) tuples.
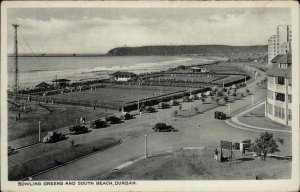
(10, 67), (292, 180)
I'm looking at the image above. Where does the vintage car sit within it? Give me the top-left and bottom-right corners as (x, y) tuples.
(121, 112), (133, 120)
(214, 111), (227, 120)
(169, 100), (179, 106)
(69, 125), (89, 134)
(90, 119), (108, 129)
(142, 106), (156, 113)
(105, 115), (122, 124)
(152, 123), (175, 132)
(43, 131), (66, 143)
(158, 102), (170, 109)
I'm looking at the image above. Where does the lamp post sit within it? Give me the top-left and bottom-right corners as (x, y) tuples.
(38, 121), (41, 142)
(145, 135), (148, 158)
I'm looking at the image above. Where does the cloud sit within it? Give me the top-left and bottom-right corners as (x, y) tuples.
(7, 8), (291, 54)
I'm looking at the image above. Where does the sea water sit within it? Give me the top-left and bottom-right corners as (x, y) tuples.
(7, 56), (215, 89)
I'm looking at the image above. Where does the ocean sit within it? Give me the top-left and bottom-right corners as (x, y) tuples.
(7, 56), (217, 89)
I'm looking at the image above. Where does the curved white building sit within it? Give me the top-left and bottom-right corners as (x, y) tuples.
(266, 53), (292, 126)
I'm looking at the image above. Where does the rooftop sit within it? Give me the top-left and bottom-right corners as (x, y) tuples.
(51, 79), (71, 83)
(268, 54), (292, 77)
(111, 71), (137, 77)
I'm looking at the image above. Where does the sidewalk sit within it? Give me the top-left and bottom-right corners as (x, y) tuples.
(226, 101), (292, 134)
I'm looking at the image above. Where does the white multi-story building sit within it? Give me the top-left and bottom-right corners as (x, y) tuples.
(266, 53), (292, 126)
(267, 25), (292, 64)
(267, 35), (279, 64)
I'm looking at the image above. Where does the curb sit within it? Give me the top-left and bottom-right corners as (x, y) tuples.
(225, 101), (292, 134)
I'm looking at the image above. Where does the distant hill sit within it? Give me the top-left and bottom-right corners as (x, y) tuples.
(107, 45), (267, 56)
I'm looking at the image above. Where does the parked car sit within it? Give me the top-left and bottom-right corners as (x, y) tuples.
(152, 123), (175, 132)
(121, 112), (133, 120)
(90, 119), (108, 129)
(142, 106), (156, 113)
(106, 115), (122, 124)
(69, 125), (89, 134)
(170, 100), (179, 106)
(158, 102), (170, 109)
(8, 146), (16, 156)
(214, 111), (227, 120)
(190, 94), (200, 100)
(43, 132), (65, 143)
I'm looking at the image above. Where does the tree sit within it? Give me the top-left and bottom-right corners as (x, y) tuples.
(194, 107), (198, 113)
(172, 110), (178, 117)
(201, 97), (205, 104)
(253, 132), (284, 161)
(246, 89), (250, 94)
(216, 91), (223, 97)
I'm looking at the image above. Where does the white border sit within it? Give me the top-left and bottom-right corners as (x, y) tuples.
(1, 1), (299, 192)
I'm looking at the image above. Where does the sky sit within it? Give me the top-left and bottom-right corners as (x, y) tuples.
(7, 7), (291, 54)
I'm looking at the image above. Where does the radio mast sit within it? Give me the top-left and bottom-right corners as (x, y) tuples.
(12, 24), (20, 105)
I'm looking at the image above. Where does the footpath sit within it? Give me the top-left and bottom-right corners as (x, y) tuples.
(226, 101), (292, 134)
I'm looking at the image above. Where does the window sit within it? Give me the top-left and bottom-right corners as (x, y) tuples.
(275, 92), (285, 102)
(288, 109), (292, 120)
(274, 106), (285, 119)
(279, 63), (288, 69)
(288, 94), (292, 103)
(288, 77), (292, 86)
(268, 90), (273, 99)
(276, 76), (285, 85)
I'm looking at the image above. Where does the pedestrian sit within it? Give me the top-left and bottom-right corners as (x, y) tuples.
(242, 146), (246, 156)
(83, 117), (86, 124)
(214, 149), (219, 160)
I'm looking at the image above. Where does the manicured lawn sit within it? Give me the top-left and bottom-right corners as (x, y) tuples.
(104, 148), (291, 180)
(46, 86), (187, 107)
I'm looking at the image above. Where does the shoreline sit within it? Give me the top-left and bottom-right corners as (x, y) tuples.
(8, 55), (226, 90)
